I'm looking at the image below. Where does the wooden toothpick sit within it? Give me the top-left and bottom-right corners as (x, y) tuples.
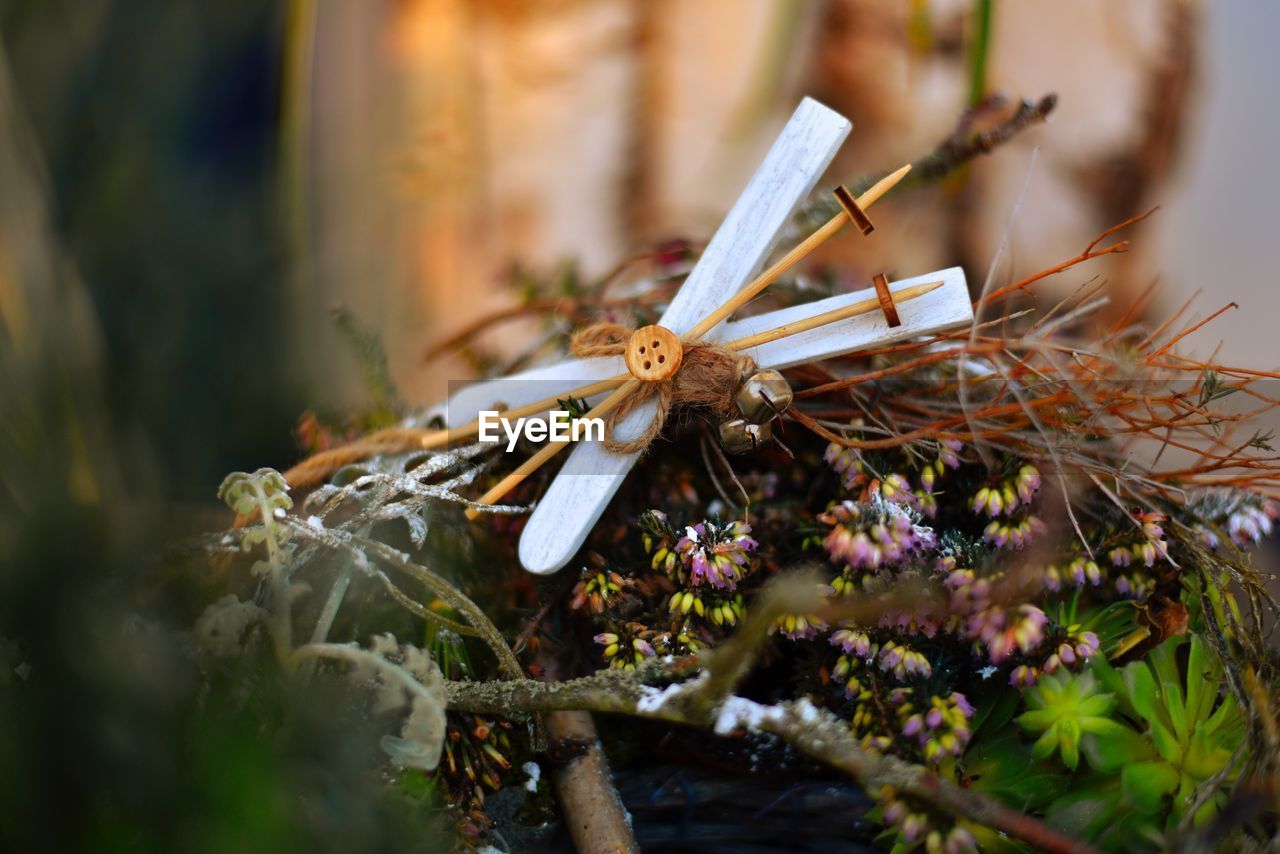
(723, 279), (941, 351)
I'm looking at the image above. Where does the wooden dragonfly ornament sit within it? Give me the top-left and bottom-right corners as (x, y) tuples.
(434, 98), (973, 574)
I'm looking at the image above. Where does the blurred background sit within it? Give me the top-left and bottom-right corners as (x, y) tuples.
(2, 0), (1278, 849)
(4, 0), (1279, 502)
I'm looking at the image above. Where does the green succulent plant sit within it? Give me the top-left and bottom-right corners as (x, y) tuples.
(1018, 635), (1245, 849)
(1015, 671), (1123, 771)
(1089, 635), (1243, 822)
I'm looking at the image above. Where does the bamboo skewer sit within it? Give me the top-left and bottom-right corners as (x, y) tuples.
(723, 279), (942, 351)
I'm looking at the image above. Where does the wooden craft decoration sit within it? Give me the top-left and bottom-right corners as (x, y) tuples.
(436, 98), (974, 573)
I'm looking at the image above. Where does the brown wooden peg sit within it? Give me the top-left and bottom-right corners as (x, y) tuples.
(624, 324), (683, 382)
(871, 273), (902, 327)
(833, 185), (875, 235)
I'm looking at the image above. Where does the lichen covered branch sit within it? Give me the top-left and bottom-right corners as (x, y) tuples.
(445, 579), (1092, 854)
(445, 670), (1091, 854)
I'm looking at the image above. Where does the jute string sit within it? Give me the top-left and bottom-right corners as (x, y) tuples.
(569, 323), (756, 454)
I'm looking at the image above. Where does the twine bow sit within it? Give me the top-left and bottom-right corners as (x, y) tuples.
(569, 322), (756, 454)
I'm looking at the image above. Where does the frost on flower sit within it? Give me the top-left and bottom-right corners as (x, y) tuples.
(818, 497), (935, 571)
(1188, 488), (1277, 548)
(673, 520), (757, 590)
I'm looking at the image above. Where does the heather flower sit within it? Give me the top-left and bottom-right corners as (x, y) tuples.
(828, 566), (870, 597)
(971, 463), (1041, 518)
(832, 650), (872, 699)
(674, 519), (757, 590)
(971, 486), (1005, 517)
(882, 790), (975, 853)
(1108, 546), (1132, 567)
(1066, 556), (1102, 586)
(930, 826), (978, 854)
(1227, 500), (1276, 544)
(937, 440), (962, 471)
(982, 515), (1046, 548)
(878, 604), (944, 638)
(1042, 565), (1062, 592)
(668, 588), (744, 628)
(943, 569), (991, 616)
(1194, 524), (1221, 550)
(824, 442), (862, 488)
(706, 594), (745, 627)
(1014, 464), (1042, 505)
(639, 509), (680, 573)
(899, 692), (974, 764)
(773, 612), (827, 640)
(875, 473), (916, 507)
(831, 628), (874, 659)
(878, 640), (932, 680)
(569, 568), (625, 614)
(915, 487), (938, 519)
(668, 589), (705, 618)
(1009, 664), (1040, 687)
(594, 624), (660, 670)
(968, 604), (1047, 663)
(1115, 572), (1155, 599)
(818, 498), (935, 570)
(1041, 628), (1100, 675)
(1188, 488), (1277, 547)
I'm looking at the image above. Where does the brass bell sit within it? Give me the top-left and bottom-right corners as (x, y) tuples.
(719, 418), (773, 454)
(735, 369), (793, 423)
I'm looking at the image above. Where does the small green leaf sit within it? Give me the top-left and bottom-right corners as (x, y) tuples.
(1121, 760), (1179, 814)
(1162, 678), (1188, 742)
(1032, 727), (1060, 762)
(1046, 778), (1123, 840)
(1089, 652), (1138, 719)
(1185, 635), (1209, 723)
(961, 729), (1068, 811)
(1124, 663), (1167, 731)
(971, 684), (1021, 737)
(1059, 719), (1081, 771)
(1015, 709), (1057, 731)
(1149, 720), (1183, 765)
(1080, 720), (1155, 774)
(1079, 693), (1117, 718)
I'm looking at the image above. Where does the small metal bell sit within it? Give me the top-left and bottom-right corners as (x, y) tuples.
(735, 369), (793, 424)
(718, 417), (773, 454)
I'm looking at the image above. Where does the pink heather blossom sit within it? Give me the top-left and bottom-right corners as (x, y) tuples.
(674, 520), (756, 590)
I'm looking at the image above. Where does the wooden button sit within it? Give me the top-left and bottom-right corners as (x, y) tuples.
(624, 324), (682, 382)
